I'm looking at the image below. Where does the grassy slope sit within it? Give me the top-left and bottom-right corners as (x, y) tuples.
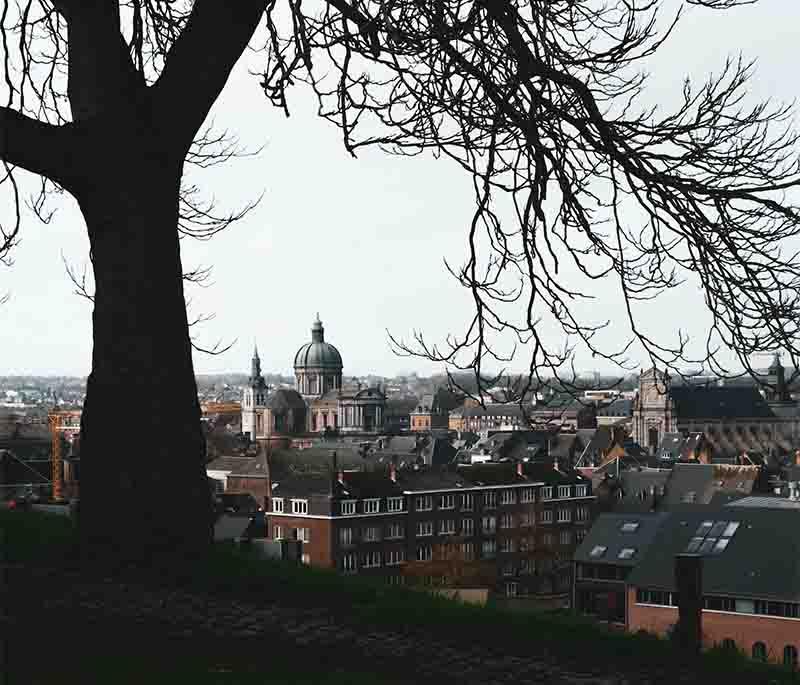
(1, 509), (795, 684)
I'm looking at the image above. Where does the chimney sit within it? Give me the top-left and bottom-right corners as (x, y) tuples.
(674, 554), (703, 655)
(517, 461), (523, 478)
(389, 462), (397, 483)
(332, 451), (338, 473)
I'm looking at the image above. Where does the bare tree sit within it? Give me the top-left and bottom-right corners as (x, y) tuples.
(1, 0), (797, 561)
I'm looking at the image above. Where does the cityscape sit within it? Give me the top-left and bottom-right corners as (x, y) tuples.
(4, 0), (800, 683)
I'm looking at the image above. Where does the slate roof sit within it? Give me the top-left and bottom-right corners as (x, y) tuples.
(670, 386), (775, 420)
(626, 508), (800, 600)
(265, 389), (307, 412)
(461, 404), (526, 419)
(272, 473), (334, 497)
(661, 463), (758, 509)
(614, 469), (671, 513)
(574, 512), (670, 567)
(228, 453), (269, 478)
(206, 456), (256, 473)
(658, 433), (684, 461)
(597, 398), (633, 417)
(726, 495), (800, 510)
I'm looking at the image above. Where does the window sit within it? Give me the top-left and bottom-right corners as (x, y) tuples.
(439, 519), (456, 535)
(386, 522), (404, 539)
(416, 545), (432, 562)
(339, 527), (354, 547)
(521, 558), (536, 575)
(520, 488), (535, 504)
(589, 545), (607, 558)
(482, 515), (496, 534)
(557, 508), (571, 523)
(721, 639), (737, 652)
(542, 533), (555, 547)
(576, 529), (587, 543)
(461, 494), (474, 511)
(272, 498), (284, 513)
(752, 642), (767, 662)
(386, 549), (405, 565)
(500, 537), (515, 553)
(505, 582), (518, 598)
(558, 486), (570, 499)
(416, 521), (434, 537)
(296, 527), (310, 543)
(462, 518), (475, 536)
(387, 497), (404, 512)
(541, 486), (553, 500)
(416, 495), (433, 511)
(685, 519), (740, 555)
(500, 489), (516, 505)
(500, 513), (514, 529)
(540, 509), (553, 524)
(559, 530), (572, 546)
(618, 548), (636, 560)
(576, 485), (588, 497)
(481, 540), (497, 558)
(363, 499), (380, 514)
(341, 500), (356, 516)
(439, 494), (455, 509)
(576, 506), (589, 522)
(484, 492), (498, 509)
(636, 589), (677, 606)
(785, 645), (798, 669)
(273, 525), (283, 540)
(704, 596), (736, 612)
(387, 575), (405, 586)
(291, 499), (308, 515)
(363, 526), (380, 542)
(461, 542), (475, 561)
(342, 553), (357, 572)
(363, 551), (381, 568)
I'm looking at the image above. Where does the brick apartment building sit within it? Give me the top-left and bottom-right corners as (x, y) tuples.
(574, 507), (800, 666)
(267, 460), (595, 598)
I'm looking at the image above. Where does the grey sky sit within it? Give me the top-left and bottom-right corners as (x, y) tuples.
(2, 1), (799, 378)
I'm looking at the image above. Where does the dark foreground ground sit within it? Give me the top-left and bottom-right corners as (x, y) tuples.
(1, 510), (796, 685)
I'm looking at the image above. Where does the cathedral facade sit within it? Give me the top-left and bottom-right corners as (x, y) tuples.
(242, 315), (386, 441)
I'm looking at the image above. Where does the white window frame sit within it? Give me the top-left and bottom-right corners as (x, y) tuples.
(416, 520), (434, 537)
(500, 513), (514, 529)
(520, 488), (535, 504)
(541, 486), (553, 500)
(296, 527), (310, 543)
(387, 497), (404, 512)
(481, 540), (497, 558)
(439, 519), (456, 536)
(273, 524), (283, 540)
(363, 525), (381, 542)
(540, 509), (553, 524)
(558, 486), (570, 499)
(342, 553), (357, 572)
(462, 518), (475, 536)
(291, 499), (309, 515)
(339, 527), (354, 547)
(272, 497), (284, 513)
(363, 499), (380, 514)
(461, 494), (474, 511)
(416, 545), (432, 562)
(482, 515), (496, 534)
(386, 522), (404, 539)
(439, 493), (455, 510)
(500, 537), (515, 553)
(559, 530), (572, 546)
(341, 500), (356, 516)
(576, 485), (588, 497)
(484, 492), (498, 509)
(500, 489), (516, 506)
(386, 549), (405, 566)
(416, 495), (433, 511)
(362, 551), (382, 568)
(557, 508), (572, 523)
(577, 506), (589, 522)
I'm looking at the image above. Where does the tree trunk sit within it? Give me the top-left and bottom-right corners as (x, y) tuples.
(75, 143), (212, 566)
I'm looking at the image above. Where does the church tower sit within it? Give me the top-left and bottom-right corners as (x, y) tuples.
(766, 353), (791, 404)
(242, 343), (268, 440)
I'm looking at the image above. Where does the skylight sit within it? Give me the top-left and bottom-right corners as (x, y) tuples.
(620, 521), (640, 533)
(685, 520), (739, 555)
(590, 545), (607, 558)
(618, 548), (637, 560)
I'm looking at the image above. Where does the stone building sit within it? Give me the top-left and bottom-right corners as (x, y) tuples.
(632, 360), (800, 460)
(242, 314), (386, 439)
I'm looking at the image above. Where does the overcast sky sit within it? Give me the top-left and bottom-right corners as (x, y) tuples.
(2, 1), (800, 378)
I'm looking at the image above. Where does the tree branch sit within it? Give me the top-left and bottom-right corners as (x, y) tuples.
(152, 0), (268, 152)
(0, 107), (75, 186)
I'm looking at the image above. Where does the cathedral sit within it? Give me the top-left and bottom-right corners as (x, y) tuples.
(241, 315), (386, 443)
(632, 356), (800, 461)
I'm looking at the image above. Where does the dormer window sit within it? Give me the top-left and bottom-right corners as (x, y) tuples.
(291, 499), (308, 515)
(272, 498), (284, 514)
(341, 500), (356, 516)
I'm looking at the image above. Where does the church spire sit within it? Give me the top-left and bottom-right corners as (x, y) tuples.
(250, 340), (262, 382)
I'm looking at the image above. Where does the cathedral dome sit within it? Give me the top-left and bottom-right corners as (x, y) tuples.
(293, 315), (343, 371)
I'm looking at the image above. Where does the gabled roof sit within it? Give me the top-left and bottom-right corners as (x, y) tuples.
(574, 512), (670, 566)
(627, 508), (800, 600)
(670, 385), (775, 420)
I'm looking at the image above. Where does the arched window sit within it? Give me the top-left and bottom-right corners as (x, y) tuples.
(752, 642), (767, 662)
(784, 645), (798, 669)
(721, 638), (737, 652)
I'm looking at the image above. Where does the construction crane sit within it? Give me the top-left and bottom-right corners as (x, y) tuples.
(47, 410), (81, 503)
